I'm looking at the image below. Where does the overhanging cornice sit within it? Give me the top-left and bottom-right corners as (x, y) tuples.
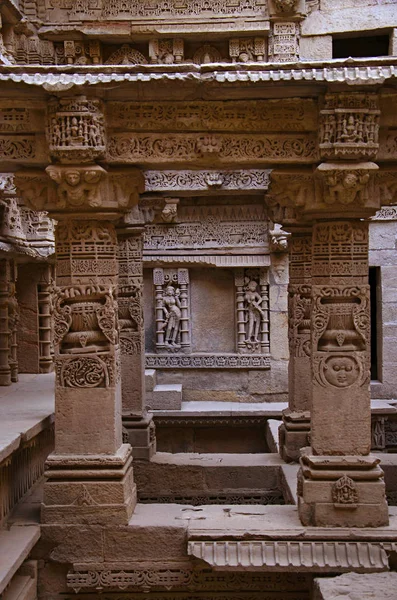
(0, 58), (397, 90)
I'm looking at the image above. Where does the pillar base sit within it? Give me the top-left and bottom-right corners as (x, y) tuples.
(122, 413), (156, 460)
(279, 409), (311, 463)
(42, 444), (136, 525)
(0, 366), (11, 386)
(298, 449), (389, 527)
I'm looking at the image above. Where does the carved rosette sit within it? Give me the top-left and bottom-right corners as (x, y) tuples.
(320, 93), (380, 160)
(47, 96), (106, 163)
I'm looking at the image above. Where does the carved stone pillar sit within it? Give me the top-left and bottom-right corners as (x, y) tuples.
(38, 264), (54, 373)
(0, 259), (11, 386)
(16, 161), (143, 525)
(117, 223), (155, 460)
(297, 162), (389, 527)
(279, 227), (312, 462)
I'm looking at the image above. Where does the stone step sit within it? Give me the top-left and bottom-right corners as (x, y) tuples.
(0, 526), (40, 595)
(2, 573), (37, 600)
(147, 384), (183, 410)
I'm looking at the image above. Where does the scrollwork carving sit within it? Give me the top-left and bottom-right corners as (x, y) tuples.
(59, 355), (109, 388)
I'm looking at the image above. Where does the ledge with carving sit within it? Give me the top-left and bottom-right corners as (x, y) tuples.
(14, 166), (144, 218)
(146, 353), (270, 369)
(267, 165), (397, 224)
(0, 173), (55, 259)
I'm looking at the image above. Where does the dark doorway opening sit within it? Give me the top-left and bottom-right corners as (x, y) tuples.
(333, 35), (389, 59)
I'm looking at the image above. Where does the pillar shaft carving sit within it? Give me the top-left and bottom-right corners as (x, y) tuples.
(279, 227), (312, 462)
(295, 163), (388, 527)
(15, 163), (144, 524)
(118, 225), (156, 460)
(0, 259), (18, 386)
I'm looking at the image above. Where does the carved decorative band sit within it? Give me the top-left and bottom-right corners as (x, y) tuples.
(144, 169), (271, 192)
(146, 353), (270, 369)
(67, 568), (307, 593)
(107, 134), (317, 164)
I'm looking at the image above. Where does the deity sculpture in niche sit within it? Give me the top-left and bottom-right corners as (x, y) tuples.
(235, 269), (269, 354)
(244, 279), (265, 346)
(160, 285), (182, 349)
(153, 268), (190, 353)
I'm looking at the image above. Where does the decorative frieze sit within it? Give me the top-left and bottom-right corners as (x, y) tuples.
(0, 137), (35, 160)
(109, 100), (317, 132)
(49, 0), (269, 20)
(67, 568), (308, 593)
(144, 204), (268, 251)
(371, 206), (397, 220)
(320, 93), (380, 160)
(144, 170), (271, 193)
(146, 353), (270, 368)
(47, 96), (106, 163)
(107, 133), (317, 164)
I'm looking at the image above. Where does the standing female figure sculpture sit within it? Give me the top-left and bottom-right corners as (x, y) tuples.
(160, 285), (182, 348)
(244, 279), (264, 345)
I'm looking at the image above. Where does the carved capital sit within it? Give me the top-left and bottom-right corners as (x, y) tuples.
(267, 170), (314, 226)
(313, 162), (379, 218)
(16, 167), (144, 219)
(47, 96), (106, 164)
(270, 0), (299, 14)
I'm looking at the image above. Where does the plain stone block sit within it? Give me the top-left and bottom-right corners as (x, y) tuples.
(145, 369), (157, 392)
(150, 384), (182, 410)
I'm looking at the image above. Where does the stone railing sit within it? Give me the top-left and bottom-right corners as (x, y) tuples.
(0, 420), (54, 527)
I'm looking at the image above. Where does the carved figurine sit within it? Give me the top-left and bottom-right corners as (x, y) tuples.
(160, 285), (182, 348)
(244, 279), (264, 344)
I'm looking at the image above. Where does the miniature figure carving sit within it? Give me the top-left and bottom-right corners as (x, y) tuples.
(161, 198), (179, 223)
(46, 166), (103, 209)
(332, 474), (358, 506)
(323, 171), (370, 206)
(273, 0), (298, 13)
(160, 285), (182, 348)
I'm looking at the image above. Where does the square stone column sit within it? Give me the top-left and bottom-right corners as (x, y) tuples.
(279, 227), (312, 462)
(0, 258), (12, 386)
(16, 163), (144, 525)
(298, 182), (389, 527)
(117, 223), (155, 460)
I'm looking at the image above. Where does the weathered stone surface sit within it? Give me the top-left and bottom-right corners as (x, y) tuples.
(313, 572), (397, 600)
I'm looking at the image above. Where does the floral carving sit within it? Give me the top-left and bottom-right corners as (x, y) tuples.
(273, 0), (298, 13)
(107, 134), (317, 164)
(144, 170), (271, 193)
(60, 356), (108, 388)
